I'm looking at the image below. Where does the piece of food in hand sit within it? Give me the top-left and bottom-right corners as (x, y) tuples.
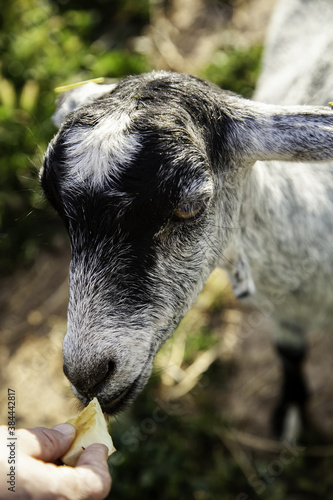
(61, 397), (116, 466)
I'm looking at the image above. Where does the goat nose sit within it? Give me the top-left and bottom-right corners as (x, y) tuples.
(63, 358), (116, 398)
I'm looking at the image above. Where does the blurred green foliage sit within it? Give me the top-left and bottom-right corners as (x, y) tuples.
(200, 46), (263, 98)
(108, 378), (250, 500)
(107, 365), (333, 500)
(0, 0), (150, 273)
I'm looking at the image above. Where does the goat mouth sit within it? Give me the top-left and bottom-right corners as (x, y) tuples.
(100, 376), (142, 415)
(102, 351), (156, 414)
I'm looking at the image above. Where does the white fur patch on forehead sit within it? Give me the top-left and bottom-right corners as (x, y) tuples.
(64, 112), (141, 187)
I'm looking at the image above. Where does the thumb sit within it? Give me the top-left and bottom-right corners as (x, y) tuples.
(19, 424), (76, 462)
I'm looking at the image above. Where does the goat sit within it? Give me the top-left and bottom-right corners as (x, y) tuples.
(41, 0), (333, 440)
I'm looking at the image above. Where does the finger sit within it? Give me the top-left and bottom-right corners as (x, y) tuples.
(17, 457), (110, 500)
(19, 424), (76, 462)
(75, 444), (112, 498)
(17, 444), (111, 500)
(76, 443), (108, 466)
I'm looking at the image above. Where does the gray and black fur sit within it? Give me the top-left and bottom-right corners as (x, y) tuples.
(41, 0), (333, 438)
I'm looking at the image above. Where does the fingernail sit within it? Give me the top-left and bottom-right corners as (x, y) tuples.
(52, 423), (76, 437)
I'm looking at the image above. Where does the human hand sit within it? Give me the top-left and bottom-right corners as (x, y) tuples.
(0, 423), (112, 499)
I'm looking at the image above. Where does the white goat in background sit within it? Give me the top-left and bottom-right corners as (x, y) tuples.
(41, 0), (333, 440)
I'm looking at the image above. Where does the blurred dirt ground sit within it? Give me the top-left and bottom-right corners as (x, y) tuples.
(0, 246), (73, 427)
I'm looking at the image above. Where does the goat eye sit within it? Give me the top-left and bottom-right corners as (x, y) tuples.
(173, 200), (206, 221)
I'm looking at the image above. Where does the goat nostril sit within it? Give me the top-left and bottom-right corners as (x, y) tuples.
(107, 360), (116, 377)
(90, 360), (114, 388)
(62, 357), (117, 397)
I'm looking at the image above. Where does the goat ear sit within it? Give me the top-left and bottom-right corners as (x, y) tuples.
(52, 82), (117, 128)
(231, 101), (333, 163)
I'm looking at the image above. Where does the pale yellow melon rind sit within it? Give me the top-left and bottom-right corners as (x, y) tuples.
(61, 397), (116, 466)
